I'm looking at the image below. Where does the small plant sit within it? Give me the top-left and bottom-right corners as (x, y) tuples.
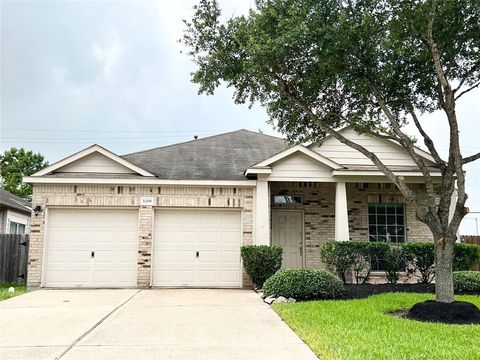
(453, 244), (480, 271)
(240, 245), (283, 287)
(383, 245), (406, 284)
(263, 268), (345, 300)
(402, 242), (435, 283)
(453, 271), (480, 293)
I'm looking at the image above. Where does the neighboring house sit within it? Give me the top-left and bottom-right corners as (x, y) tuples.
(24, 128), (440, 289)
(0, 188), (31, 235)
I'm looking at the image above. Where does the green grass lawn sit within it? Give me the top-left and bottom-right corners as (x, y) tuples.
(273, 293), (480, 360)
(0, 283), (27, 301)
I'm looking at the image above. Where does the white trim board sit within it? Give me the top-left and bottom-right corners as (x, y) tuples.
(23, 176), (257, 187)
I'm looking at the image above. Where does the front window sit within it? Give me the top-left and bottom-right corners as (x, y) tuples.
(368, 203), (405, 243)
(9, 222), (26, 234)
(368, 203), (405, 271)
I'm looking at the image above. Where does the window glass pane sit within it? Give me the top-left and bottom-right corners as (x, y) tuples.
(377, 205), (386, 215)
(273, 195), (302, 204)
(17, 224), (26, 234)
(386, 205), (396, 215)
(387, 215), (396, 225)
(9, 222), (16, 234)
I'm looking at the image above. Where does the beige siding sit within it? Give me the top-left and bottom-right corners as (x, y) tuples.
(269, 153), (333, 181)
(311, 128), (436, 167)
(56, 152), (137, 174)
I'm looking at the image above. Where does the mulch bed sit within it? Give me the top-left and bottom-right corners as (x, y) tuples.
(406, 300), (480, 324)
(339, 283), (435, 299)
(337, 284), (480, 324)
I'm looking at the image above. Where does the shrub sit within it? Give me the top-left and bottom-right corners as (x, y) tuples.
(453, 271), (480, 292)
(240, 245), (283, 287)
(383, 245), (406, 284)
(320, 241), (359, 283)
(263, 268), (345, 300)
(402, 242), (435, 283)
(453, 244), (480, 271)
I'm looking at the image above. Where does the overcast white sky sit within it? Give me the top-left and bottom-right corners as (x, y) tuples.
(1, 1), (479, 234)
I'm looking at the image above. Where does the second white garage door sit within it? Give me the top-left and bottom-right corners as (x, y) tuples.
(153, 210), (241, 287)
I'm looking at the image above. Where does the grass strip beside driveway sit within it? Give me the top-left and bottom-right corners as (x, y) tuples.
(273, 293), (480, 360)
(0, 283), (27, 301)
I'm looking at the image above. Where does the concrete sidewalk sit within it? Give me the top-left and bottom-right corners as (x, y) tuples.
(0, 289), (318, 360)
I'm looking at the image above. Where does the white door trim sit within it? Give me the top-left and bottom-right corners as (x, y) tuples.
(271, 209), (305, 268)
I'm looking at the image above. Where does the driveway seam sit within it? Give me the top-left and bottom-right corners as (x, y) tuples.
(55, 289), (142, 360)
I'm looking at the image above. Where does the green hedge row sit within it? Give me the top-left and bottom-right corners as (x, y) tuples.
(320, 241), (480, 284)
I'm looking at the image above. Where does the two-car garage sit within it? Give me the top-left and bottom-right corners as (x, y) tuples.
(44, 208), (242, 288)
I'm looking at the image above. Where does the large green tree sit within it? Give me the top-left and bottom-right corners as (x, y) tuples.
(0, 148), (48, 198)
(183, 0), (480, 303)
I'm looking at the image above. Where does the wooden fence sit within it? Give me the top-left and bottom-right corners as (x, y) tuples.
(0, 234), (29, 284)
(461, 235), (480, 271)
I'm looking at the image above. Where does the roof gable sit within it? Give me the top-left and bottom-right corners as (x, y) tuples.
(32, 145), (155, 177)
(246, 145), (342, 175)
(310, 128), (437, 168)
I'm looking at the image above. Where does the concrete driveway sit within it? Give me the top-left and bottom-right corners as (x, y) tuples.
(0, 289), (318, 360)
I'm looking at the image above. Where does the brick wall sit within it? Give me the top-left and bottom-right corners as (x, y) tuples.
(270, 182), (434, 270)
(28, 184), (254, 288)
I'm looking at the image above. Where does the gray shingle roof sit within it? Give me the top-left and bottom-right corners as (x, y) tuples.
(122, 129), (288, 180)
(0, 189), (31, 213)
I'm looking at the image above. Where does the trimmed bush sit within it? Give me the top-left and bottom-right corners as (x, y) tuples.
(453, 271), (480, 292)
(240, 245), (283, 287)
(453, 244), (480, 271)
(263, 268), (345, 300)
(402, 242), (435, 283)
(383, 245), (406, 284)
(320, 241), (359, 282)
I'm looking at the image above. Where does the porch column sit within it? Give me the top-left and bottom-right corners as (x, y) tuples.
(255, 177), (270, 245)
(335, 181), (349, 241)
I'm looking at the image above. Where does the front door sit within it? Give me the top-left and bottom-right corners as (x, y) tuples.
(272, 211), (303, 269)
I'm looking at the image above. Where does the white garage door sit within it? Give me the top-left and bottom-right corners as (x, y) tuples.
(153, 210), (241, 287)
(45, 209), (138, 288)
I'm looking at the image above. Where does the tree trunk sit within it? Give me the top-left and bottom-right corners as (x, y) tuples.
(434, 238), (455, 303)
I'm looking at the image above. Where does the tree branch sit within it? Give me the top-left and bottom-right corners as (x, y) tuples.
(272, 75), (438, 224)
(406, 102), (446, 172)
(455, 81), (480, 100)
(369, 86), (438, 209)
(462, 152), (480, 164)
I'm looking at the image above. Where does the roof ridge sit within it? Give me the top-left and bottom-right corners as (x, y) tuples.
(121, 129), (284, 157)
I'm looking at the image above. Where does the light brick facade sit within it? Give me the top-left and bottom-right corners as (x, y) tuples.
(270, 181), (434, 270)
(28, 184), (254, 288)
(28, 181), (434, 288)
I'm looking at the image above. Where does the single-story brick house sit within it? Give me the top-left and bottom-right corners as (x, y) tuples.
(24, 128), (441, 288)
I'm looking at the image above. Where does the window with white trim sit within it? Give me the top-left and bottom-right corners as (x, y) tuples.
(9, 222), (26, 235)
(368, 203), (406, 243)
(368, 203), (406, 271)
